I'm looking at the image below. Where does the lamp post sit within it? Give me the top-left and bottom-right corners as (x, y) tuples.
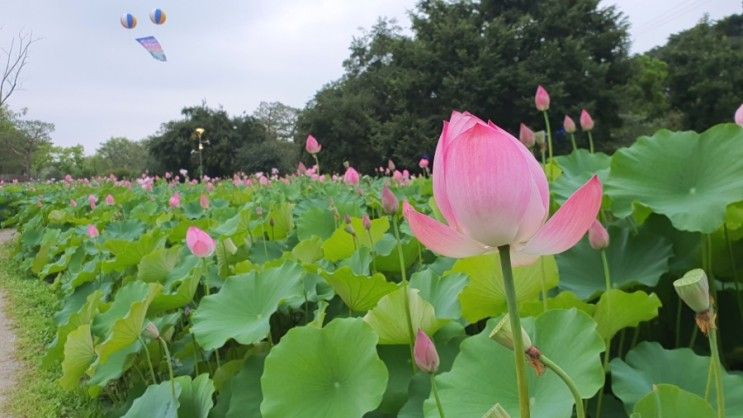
(193, 128), (205, 180)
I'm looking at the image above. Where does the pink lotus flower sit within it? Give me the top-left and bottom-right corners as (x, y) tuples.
(735, 104), (743, 127)
(563, 115), (576, 133)
(169, 193), (181, 208)
(199, 194), (209, 209)
(414, 330), (439, 373)
(305, 134), (322, 154)
(87, 224), (99, 238)
(535, 85), (550, 111)
(580, 109), (594, 131)
(343, 167), (360, 186)
(381, 186), (398, 214)
(186, 226), (215, 257)
(519, 123), (535, 148)
(419, 158), (429, 169)
(88, 194), (97, 209)
(387, 159), (396, 171)
(105, 194), (115, 206)
(587, 220), (609, 250)
(403, 111), (603, 265)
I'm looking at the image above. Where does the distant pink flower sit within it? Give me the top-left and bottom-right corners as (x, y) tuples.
(580, 109), (594, 131)
(414, 330), (439, 373)
(419, 158), (429, 169)
(403, 111), (603, 265)
(88, 195), (97, 210)
(297, 162), (307, 175)
(535, 85), (550, 111)
(735, 104), (743, 126)
(519, 123), (535, 148)
(305, 135), (322, 154)
(169, 193), (181, 208)
(70, 199), (78, 208)
(387, 159), (396, 171)
(206, 182), (214, 193)
(199, 194), (209, 209)
(87, 224), (99, 239)
(343, 167), (360, 186)
(588, 220), (609, 250)
(563, 115), (576, 133)
(105, 194), (115, 206)
(392, 170), (404, 185)
(381, 186), (398, 214)
(186, 226), (215, 258)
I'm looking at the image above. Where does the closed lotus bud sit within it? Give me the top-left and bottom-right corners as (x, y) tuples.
(563, 115), (576, 134)
(305, 134), (322, 154)
(362, 214), (372, 231)
(414, 330), (439, 373)
(199, 194), (209, 209)
(387, 159), (396, 171)
(87, 224), (99, 239)
(735, 104), (743, 127)
(419, 158), (429, 169)
(483, 404), (511, 418)
(580, 109), (594, 131)
(343, 167), (360, 186)
(169, 193), (181, 208)
(143, 321), (160, 339)
(535, 85), (550, 111)
(489, 314), (533, 351)
(519, 123), (535, 148)
(105, 194), (115, 206)
(223, 237), (238, 255)
(381, 186), (398, 215)
(673, 269), (711, 313)
(587, 220), (609, 250)
(88, 194), (97, 209)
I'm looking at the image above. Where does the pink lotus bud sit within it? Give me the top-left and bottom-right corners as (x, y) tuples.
(343, 167), (360, 186)
(88, 194), (97, 209)
(305, 134), (322, 154)
(70, 199), (78, 208)
(199, 194), (209, 209)
(519, 123), (535, 148)
(587, 220), (609, 250)
(142, 321), (160, 339)
(392, 170), (404, 185)
(169, 193), (181, 208)
(186, 226), (215, 258)
(580, 109), (594, 131)
(735, 104), (743, 127)
(419, 158), (429, 169)
(105, 194), (115, 206)
(535, 85), (550, 111)
(563, 115), (576, 134)
(387, 159), (396, 171)
(343, 214), (352, 225)
(381, 186), (398, 214)
(297, 162), (307, 175)
(87, 224), (99, 238)
(362, 214), (372, 230)
(414, 329), (439, 373)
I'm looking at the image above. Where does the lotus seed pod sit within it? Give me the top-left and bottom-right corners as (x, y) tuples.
(489, 314), (532, 351)
(673, 268), (711, 313)
(482, 403), (511, 418)
(534, 130), (546, 146)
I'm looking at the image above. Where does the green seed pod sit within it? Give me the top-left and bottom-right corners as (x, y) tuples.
(673, 268), (710, 313)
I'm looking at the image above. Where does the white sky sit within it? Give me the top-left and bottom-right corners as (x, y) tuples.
(1, 0), (740, 152)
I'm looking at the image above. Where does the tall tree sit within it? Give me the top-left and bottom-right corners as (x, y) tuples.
(1, 31), (35, 106)
(0, 109), (54, 177)
(252, 101), (300, 142)
(94, 137), (149, 176)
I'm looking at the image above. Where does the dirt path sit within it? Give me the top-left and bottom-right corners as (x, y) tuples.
(0, 229), (18, 414)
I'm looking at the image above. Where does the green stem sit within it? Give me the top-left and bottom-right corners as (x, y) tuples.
(587, 132), (595, 154)
(709, 330), (725, 418)
(540, 354), (585, 418)
(139, 337), (158, 385)
(600, 250), (611, 291)
(705, 352), (714, 401)
(392, 216), (416, 374)
(498, 246), (530, 418)
(542, 111), (553, 160)
(158, 337), (177, 400)
(676, 298), (683, 348)
(431, 374), (446, 418)
(595, 250), (613, 418)
(540, 257), (548, 313)
(312, 154), (320, 176)
(365, 229), (377, 274)
(723, 224), (743, 316)
(569, 133), (577, 152)
(540, 148), (546, 166)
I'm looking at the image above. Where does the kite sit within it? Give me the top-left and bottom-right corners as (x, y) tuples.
(136, 36), (167, 62)
(150, 9), (167, 25)
(120, 13), (137, 29)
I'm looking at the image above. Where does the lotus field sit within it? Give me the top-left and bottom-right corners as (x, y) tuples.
(3, 107), (743, 418)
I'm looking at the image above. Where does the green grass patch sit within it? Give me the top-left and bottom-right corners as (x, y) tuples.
(0, 243), (100, 418)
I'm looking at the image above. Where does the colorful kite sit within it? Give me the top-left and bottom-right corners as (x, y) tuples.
(136, 36), (167, 62)
(120, 13), (137, 29)
(150, 9), (167, 25)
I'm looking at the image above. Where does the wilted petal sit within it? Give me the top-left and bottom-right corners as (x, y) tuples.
(403, 202), (490, 258)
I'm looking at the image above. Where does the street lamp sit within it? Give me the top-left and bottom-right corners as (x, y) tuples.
(193, 128), (206, 180)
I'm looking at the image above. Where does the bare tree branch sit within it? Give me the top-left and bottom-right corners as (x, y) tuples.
(0, 31), (36, 107)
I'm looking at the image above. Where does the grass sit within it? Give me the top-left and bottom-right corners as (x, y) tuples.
(0, 243), (100, 418)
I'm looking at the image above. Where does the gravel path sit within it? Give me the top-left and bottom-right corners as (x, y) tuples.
(0, 229), (18, 414)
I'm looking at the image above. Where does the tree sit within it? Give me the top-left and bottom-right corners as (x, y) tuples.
(0, 109), (54, 177)
(1, 31), (35, 106)
(252, 101), (300, 142)
(94, 137), (149, 177)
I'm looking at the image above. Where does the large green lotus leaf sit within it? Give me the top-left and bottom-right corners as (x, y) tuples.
(260, 318), (388, 418)
(224, 354), (265, 418)
(105, 219), (146, 240)
(610, 342), (743, 415)
(95, 282), (161, 364)
(451, 253), (558, 323)
(632, 384), (714, 418)
(174, 374), (215, 418)
(410, 270), (468, 320)
(122, 381), (181, 418)
(552, 150), (611, 205)
(322, 217), (389, 262)
(102, 232), (166, 273)
(556, 225), (672, 300)
(86, 340), (141, 397)
(137, 246), (182, 283)
(291, 236), (324, 264)
(213, 210), (251, 237)
(266, 203), (294, 240)
(606, 124), (743, 233)
(59, 323), (96, 391)
(38, 246), (77, 279)
(424, 309), (605, 418)
(149, 257), (202, 315)
(519, 291), (596, 317)
(44, 288), (104, 367)
(191, 262), (302, 350)
(321, 266), (397, 312)
(295, 204), (336, 241)
(593, 290), (662, 340)
(364, 287), (446, 345)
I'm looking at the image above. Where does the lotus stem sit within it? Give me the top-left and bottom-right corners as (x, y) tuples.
(312, 154), (320, 176)
(587, 132), (595, 154)
(158, 337), (177, 400)
(139, 337), (158, 385)
(595, 249), (612, 418)
(540, 258), (548, 313)
(539, 354), (585, 418)
(497, 245), (530, 418)
(569, 133), (577, 152)
(709, 330), (725, 418)
(392, 215), (417, 374)
(723, 224), (743, 316)
(431, 374), (446, 418)
(542, 111), (553, 160)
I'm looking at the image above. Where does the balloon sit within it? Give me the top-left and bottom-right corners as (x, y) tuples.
(149, 9), (167, 25)
(120, 13), (137, 29)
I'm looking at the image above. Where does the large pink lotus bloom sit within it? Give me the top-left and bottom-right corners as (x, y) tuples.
(87, 224), (99, 239)
(305, 135), (322, 154)
(343, 167), (360, 186)
(186, 226), (215, 258)
(580, 109), (594, 131)
(169, 193), (181, 208)
(735, 104), (743, 127)
(403, 111), (603, 265)
(535, 85), (550, 111)
(105, 194), (115, 206)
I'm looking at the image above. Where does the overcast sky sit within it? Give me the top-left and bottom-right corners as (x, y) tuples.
(2, 0), (740, 152)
